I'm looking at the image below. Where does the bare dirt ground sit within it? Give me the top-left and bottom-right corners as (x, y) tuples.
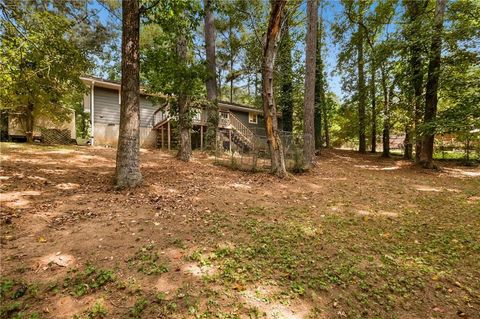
(1, 143), (479, 319)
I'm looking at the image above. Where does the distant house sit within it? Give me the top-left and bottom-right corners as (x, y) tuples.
(4, 111), (76, 143)
(81, 76), (281, 150)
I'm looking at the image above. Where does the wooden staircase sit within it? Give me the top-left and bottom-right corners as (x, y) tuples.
(152, 109), (266, 152)
(223, 113), (265, 152)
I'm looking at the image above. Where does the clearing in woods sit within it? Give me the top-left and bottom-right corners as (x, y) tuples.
(0, 143), (479, 318)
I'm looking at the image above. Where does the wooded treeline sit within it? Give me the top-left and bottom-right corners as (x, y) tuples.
(1, 0), (478, 185)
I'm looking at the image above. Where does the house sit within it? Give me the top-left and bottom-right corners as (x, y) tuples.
(81, 76), (281, 151)
(4, 111), (76, 143)
(81, 76), (160, 147)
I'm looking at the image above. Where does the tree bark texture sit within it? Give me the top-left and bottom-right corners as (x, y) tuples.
(229, 18), (233, 103)
(381, 65), (390, 157)
(204, 0), (219, 151)
(262, 0), (287, 178)
(405, 0), (427, 162)
(370, 62), (377, 153)
(323, 102), (330, 148)
(115, 0), (142, 188)
(357, 2), (367, 154)
(176, 36), (192, 162)
(303, 0), (318, 166)
(314, 14), (324, 151)
(314, 95), (322, 150)
(278, 20), (294, 132)
(404, 124), (413, 159)
(420, 0), (446, 168)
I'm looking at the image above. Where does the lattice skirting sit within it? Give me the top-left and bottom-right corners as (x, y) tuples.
(40, 128), (74, 144)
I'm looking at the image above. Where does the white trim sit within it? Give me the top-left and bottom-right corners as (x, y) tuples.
(81, 76), (120, 91)
(80, 76), (167, 98)
(219, 102), (262, 115)
(248, 112), (258, 124)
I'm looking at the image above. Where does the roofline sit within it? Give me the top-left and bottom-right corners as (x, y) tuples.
(80, 77), (280, 116)
(80, 76), (167, 98)
(80, 76), (120, 90)
(218, 101), (262, 114)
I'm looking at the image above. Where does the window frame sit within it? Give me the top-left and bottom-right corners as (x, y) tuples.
(248, 112), (258, 124)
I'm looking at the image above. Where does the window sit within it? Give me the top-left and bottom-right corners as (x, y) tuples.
(248, 112), (258, 124)
(220, 111), (229, 120)
(193, 109), (201, 122)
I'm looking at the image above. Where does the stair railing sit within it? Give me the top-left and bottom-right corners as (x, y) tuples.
(228, 112), (256, 147)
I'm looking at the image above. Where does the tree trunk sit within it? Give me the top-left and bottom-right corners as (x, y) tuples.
(204, 0), (218, 151)
(229, 18), (233, 103)
(314, 97), (322, 151)
(177, 93), (191, 161)
(217, 69), (223, 98)
(115, 0), (142, 188)
(323, 101), (330, 148)
(262, 0), (287, 178)
(403, 124), (413, 159)
(278, 19), (294, 132)
(314, 13), (325, 151)
(25, 102), (34, 143)
(357, 1), (367, 154)
(303, 0), (318, 167)
(420, 0), (446, 168)
(176, 36), (192, 162)
(405, 0), (427, 162)
(381, 65), (390, 158)
(370, 62), (377, 153)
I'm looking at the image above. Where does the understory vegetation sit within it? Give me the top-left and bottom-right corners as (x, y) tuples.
(0, 0), (479, 318)
(1, 144), (478, 318)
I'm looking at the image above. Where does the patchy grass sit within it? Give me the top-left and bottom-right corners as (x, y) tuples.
(73, 299), (108, 319)
(129, 297), (149, 318)
(389, 148), (479, 162)
(127, 244), (169, 276)
(0, 278), (42, 319)
(203, 203), (479, 318)
(63, 264), (116, 297)
(1, 143), (479, 318)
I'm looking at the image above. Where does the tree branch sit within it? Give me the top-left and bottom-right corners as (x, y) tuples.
(140, 0), (162, 15)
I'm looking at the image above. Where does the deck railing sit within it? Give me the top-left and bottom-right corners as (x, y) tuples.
(153, 110), (169, 128)
(228, 112), (255, 147)
(219, 111), (230, 127)
(192, 109), (208, 125)
(153, 109), (257, 149)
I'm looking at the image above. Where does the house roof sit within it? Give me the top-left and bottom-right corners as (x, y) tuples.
(80, 76), (271, 115)
(218, 101), (262, 114)
(80, 76), (122, 90)
(80, 76), (167, 98)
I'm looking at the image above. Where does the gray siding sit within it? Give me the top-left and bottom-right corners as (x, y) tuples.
(230, 110), (264, 131)
(139, 96), (157, 127)
(93, 87), (157, 128)
(230, 110), (285, 136)
(93, 87), (119, 125)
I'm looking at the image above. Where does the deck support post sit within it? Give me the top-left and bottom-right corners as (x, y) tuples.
(200, 126), (203, 151)
(161, 126), (164, 149)
(167, 121), (171, 151)
(229, 129), (232, 153)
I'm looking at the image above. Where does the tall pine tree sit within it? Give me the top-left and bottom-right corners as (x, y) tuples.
(277, 17), (294, 133)
(315, 14), (327, 150)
